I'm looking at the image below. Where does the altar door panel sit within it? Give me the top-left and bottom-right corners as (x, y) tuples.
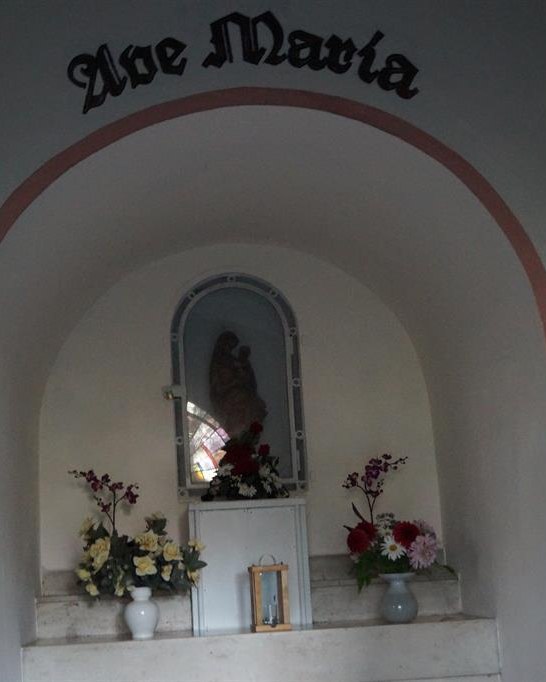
(190, 501), (310, 635)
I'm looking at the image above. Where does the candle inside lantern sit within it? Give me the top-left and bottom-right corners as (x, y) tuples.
(261, 571), (278, 625)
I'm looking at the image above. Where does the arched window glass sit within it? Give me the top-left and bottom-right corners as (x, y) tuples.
(169, 274), (307, 495)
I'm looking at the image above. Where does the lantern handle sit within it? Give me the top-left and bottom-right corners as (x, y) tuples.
(258, 554), (278, 566)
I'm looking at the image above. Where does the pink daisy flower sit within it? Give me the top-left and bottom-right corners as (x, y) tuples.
(408, 534), (438, 570)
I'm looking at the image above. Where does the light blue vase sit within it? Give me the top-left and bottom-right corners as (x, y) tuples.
(379, 572), (418, 624)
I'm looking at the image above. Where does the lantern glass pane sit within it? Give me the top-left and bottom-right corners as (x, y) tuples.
(260, 571), (279, 626)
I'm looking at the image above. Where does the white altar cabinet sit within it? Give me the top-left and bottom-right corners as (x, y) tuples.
(188, 497), (312, 635)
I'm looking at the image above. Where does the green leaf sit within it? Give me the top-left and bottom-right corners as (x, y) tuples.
(95, 523), (110, 540)
(352, 503), (367, 523)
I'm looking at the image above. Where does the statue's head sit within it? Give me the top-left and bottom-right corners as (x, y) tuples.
(216, 330), (239, 350)
(239, 345), (251, 360)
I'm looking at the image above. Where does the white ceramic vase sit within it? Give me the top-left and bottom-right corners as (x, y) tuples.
(124, 587), (159, 640)
(379, 572), (418, 624)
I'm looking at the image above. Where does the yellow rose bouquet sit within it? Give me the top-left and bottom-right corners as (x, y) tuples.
(131, 513), (206, 593)
(70, 470), (206, 598)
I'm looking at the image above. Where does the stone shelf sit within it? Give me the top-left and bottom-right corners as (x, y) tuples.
(24, 615), (500, 682)
(37, 557), (460, 639)
(310, 556), (460, 625)
(36, 593), (192, 640)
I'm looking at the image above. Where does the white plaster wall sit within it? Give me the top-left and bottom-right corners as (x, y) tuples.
(418, 308), (546, 682)
(40, 244), (441, 572)
(0, 287), (42, 682)
(0, 369), (39, 682)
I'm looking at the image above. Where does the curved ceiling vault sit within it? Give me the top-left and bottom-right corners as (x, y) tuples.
(0, 89), (544, 386)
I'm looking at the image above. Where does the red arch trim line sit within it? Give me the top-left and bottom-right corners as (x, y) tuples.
(1, 86), (545, 339)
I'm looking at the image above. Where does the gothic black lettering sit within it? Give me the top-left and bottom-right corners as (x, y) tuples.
(67, 11), (421, 114)
(67, 44), (127, 115)
(287, 30), (326, 70)
(203, 11), (285, 68)
(357, 30), (384, 84)
(119, 45), (158, 88)
(256, 12), (286, 65)
(155, 37), (187, 75)
(68, 38), (188, 114)
(377, 54), (419, 99)
(324, 35), (357, 74)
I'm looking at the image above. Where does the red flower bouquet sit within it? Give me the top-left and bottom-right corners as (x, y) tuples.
(343, 454), (451, 589)
(201, 422), (288, 501)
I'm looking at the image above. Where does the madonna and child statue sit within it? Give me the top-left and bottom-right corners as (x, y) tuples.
(209, 330), (267, 437)
(202, 330), (289, 501)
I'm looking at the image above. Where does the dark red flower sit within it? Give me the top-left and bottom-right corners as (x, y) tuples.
(393, 521), (420, 549)
(356, 520), (376, 541)
(347, 527), (372, 554)
(222, 444), (253, 465)
(249, 422), (263, 434)
(231, 455), (259, 477)
(221, 442), (259, 476)
(258, 443), (270, 456)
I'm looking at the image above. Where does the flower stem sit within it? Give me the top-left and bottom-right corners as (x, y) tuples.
(112, 490), (117, 534)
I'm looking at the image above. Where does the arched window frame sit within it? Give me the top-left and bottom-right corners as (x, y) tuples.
(168, 273), (307, 496)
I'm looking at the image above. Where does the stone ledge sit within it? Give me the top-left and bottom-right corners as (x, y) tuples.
(312, 579), (460, 625)
(24, 616), (499, 682)
(38, 557), (461, 639)
(36, 577), (460, 639)
(36, 592), (192, 640)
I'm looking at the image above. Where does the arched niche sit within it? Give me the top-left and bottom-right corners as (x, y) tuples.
(169, 273), (307, 494)
(7, 95), (546, 682)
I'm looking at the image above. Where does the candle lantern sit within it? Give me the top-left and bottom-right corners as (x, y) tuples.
(248, 558), (292, 632)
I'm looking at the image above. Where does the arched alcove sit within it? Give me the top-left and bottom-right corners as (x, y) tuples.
(170, 272), (306, 491)
(39, 244), (443, 566)
(1, 95), (546, 681)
